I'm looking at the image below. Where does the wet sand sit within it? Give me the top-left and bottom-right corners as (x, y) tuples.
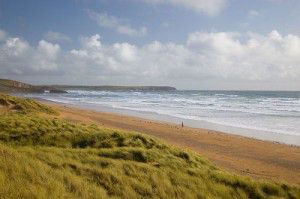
(44, 101), (300, 185)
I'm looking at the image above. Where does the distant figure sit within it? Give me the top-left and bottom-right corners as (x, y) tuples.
(181, 122), (184, 128)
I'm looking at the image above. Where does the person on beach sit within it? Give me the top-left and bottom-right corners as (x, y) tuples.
(181, 122), (184, 128)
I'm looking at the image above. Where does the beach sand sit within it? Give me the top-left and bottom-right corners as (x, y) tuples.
(44, 101), (300, 185)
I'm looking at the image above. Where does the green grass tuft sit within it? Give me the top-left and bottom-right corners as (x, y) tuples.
(0, 93), (57, 114)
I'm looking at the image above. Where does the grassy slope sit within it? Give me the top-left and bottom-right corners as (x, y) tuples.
(0, 79), (67, 93)
(0, 93), (57, 114)
(0, 93), (299, 199)
(0, 79), (43, 93)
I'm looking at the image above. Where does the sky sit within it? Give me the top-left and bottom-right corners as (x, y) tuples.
(0, 0), (300, 90)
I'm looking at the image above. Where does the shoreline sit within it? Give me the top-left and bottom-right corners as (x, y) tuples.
(40, 99), (300, 185)
(85, 103), (300, 146)
(36, 97), (300, 146)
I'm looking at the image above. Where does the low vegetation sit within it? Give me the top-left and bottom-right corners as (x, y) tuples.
(0, 93), (299, 198)
(0, 93), (57, 114)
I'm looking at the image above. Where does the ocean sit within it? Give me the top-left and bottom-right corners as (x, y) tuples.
(23, 90), (300, 146)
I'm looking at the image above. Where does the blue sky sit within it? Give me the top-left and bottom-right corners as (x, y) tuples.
(0, 0), (300, 90)
(1, 0), (299, 46)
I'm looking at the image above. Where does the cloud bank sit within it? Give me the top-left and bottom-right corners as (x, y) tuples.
(0, 29), (300, 89)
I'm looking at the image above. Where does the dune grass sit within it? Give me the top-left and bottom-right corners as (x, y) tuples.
(0, 93), (57, 114)
(0, 93), (299, 199)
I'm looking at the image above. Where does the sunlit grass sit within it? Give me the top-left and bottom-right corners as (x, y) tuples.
(0, 93), (57, 114)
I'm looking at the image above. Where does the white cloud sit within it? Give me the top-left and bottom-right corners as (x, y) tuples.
(187, 30), (300, 80)
(0, 37), (61, 75)
(138, 0), (227, 16)
(34, 40), (61, 70)
(113, 43), (137, 62)
(44, 31), (71, 43)
(88, 10), (147, 37)
(1, 30), (300, 89)
(80, 34), (102, 49)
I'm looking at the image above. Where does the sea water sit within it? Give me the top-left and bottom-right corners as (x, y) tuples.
(24, 90), (300, 145)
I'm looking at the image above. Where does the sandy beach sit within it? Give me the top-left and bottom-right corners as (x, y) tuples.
(42, 100), (300, 185)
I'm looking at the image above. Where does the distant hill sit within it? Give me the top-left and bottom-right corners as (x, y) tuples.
(0, 79), (176, 93)
(52, 85), (177, 91)
(0, 79), (67, 93)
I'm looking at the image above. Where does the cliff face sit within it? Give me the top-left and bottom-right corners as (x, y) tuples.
(0, 79), (67, 93)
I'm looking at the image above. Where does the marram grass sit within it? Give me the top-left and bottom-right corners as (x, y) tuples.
(0, 93), (299, 199)
(0, 93), (57, 114)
